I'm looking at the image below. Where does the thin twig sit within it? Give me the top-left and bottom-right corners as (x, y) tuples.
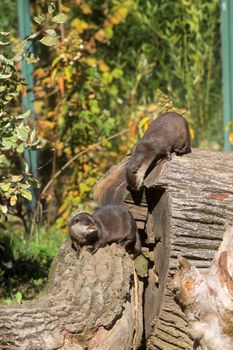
(41, 128), (128, 198)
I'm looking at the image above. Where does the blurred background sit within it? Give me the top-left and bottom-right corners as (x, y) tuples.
(0, 0), (231, 303)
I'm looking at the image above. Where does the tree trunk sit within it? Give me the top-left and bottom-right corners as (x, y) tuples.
(94, 148), (233, 349)
(0, 149), (233, 349)
(0, 242), (143, 350)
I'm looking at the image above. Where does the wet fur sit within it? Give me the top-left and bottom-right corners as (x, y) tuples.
(69, 205), (141, 256)
(126, 112), (191, 191)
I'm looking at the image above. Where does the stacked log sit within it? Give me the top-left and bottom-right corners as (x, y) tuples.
(0, 149), (233, 349)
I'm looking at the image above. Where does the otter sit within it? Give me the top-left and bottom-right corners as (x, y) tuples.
(126, 111), (191, 191)
(69, 204), (141, 256)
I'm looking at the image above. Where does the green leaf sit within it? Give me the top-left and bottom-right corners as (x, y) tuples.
(20, 188), (32, 201)
(26, 33), (38, 40)
(2, 138), (15, 149)
(25, 162), (29, 174)
(15, 110), (31, 119)
(45, 29), (57, 37)
(10, 195), (17, 206)
(2, 299), (13, 305)
(28, 177), (40, 188)
(0, 85), (6, 92)
(0, 32), (11, 36)
(0, 205), (7, 214)
(15, 291), (23, 304)
(33, 14), (46, 25)
(40, 35), (58, 47)
(16, 127), (29, 142)
(0, 155), (6, 163)
(30, 129), (36, 143)
(26, 54), (40, 64)
(51, 13), (68, 24)
(0, 54), (14, 66)
(0, 182), (11, 192)
(17, 143), (25, 153)
(0, 72), (12, 79)
(11, 175), (23, 182)
(0, 40), (10, 46)
(48, 3), (56, 14)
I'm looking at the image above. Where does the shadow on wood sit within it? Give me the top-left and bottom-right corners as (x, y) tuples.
(0, 149), (233, 349)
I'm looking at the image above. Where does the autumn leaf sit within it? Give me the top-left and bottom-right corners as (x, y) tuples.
(71, 18), (88, 33)
(229, 132), (233, 145)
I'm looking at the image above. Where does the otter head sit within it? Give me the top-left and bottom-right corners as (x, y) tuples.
(69, 212), (98, 246)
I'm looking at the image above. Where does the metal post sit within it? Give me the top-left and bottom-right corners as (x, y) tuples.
(17, 0), (38, 211)
(221, 0), (233, 151)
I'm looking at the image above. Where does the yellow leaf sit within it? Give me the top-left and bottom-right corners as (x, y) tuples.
(146, 103), (158, 113)
(10, 195), (17, 206)
(64, 66), (72, 82)
(84, 57), (97, 66)
(189, 127), (195, 140)
(98, 60), (109, 72)
(80, 3), (92, 14)
(138, 116), (151, 131)
(109, 6), (130, 25)
(61, 4), (72, 13)
(79, 183), (90, 195)
(71, 18), (88, 34)
(83, 164), (89, 172)
(38, 120), (56, 130)
(95, 29), (107, 42)
(229, 132), (233, 145)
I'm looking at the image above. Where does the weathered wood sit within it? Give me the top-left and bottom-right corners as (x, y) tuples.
(174, 226), (233, 350)
(94, 148), (233, 349)
(146, 149), (233, 349)
(0, 242), (142, 350)
(1, 148), (232, 350)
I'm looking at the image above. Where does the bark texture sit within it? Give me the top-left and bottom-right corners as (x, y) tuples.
(0, 148), (232, 350)
(174, 225), (233, 350)
(0, 242), (142, 350)
(94, 148), (233, 349)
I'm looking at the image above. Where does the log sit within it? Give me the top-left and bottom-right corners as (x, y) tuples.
(0, 148), (232, 349)
(174, 225), (233, 350)
(0, 242), (143, 350)
(94, 148), (233, 349)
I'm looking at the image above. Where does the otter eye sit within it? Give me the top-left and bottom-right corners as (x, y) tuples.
(74, 217), (79, 224)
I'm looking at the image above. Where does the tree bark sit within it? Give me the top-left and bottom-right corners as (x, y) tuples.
(173, 226), (233, 350)
(0, 149), (233, 350)
(0, 242), (143, 350)
(94, 148), (233, 349)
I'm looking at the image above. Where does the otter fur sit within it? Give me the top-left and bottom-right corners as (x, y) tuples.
(125, 111), (191, 191)
(69, 204), (141, 256)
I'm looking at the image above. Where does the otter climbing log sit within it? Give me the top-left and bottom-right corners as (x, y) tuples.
(0, 149), (232, 350)
(94, 148), (233, 349)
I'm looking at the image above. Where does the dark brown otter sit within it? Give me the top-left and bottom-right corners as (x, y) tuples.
(69, 204), (141, 256)
(126, 111), (191, 191)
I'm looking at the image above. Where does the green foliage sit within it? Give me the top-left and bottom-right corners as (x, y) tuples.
(33, 0), (134, 225)
(0, 223), (66, 303)
(0, 4), (68, 218)
(107, 0), (222, 147)
(32, 0), (221, 227)
(0, 0), (17, 34)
